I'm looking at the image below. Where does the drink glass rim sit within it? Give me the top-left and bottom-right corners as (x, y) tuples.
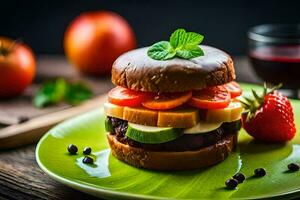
(248, 24), (300, 43)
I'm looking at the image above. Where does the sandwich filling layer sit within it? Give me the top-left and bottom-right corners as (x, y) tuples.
(106, 116), (241, 152)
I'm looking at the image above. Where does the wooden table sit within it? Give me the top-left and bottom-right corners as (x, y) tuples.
(0, 56), (260, 200)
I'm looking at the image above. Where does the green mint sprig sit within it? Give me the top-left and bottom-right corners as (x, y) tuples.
(147, 28), (204, 60)
(33, 78), (93, 108)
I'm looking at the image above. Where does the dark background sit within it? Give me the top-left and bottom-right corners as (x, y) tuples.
(1, 0), (300, 55)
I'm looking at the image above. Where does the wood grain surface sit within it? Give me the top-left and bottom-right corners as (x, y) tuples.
(0, 95), (108, 149)
(0, 55), (113, 124)
(0, 145), (99, 200)
(0, 56), (260, 200)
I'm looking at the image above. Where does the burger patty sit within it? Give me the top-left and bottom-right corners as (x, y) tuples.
(107, 117), (241, 152)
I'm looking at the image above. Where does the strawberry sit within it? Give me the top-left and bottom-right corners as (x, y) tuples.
(241, 83), (296, 142)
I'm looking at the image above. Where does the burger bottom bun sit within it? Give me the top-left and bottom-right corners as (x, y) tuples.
(107, 133), (238, 171)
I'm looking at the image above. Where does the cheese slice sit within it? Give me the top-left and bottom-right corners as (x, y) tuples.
(123, 106), (158, 126)
(205, 101), (243, 123)
(157, 107), (199, 128)
(104, 102), (124, 119)
(103, 100), (243, 128)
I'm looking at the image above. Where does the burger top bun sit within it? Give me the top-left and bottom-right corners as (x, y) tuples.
(112, 45), (235, 92)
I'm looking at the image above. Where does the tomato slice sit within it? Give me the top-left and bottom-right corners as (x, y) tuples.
(108, 86), (152, 107)
(224, 81), (242, 98)
(188, 86), (231, 109)
(142, 92), (192, 110)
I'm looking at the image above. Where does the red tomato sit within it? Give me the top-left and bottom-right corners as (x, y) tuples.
(188, 86), (231, 109)
(142, 92), (192, 110)
(0, 37), (36, 98)
(108, 86), (152, 107)
(224, 81), (242, 98)
(64, 11), (136, 75)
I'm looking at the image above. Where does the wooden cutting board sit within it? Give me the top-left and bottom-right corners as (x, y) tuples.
(0, 95), (108, 149)
(0, 55), (113, 149)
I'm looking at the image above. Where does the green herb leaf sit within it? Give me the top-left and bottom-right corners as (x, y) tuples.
(183, 32), (204, 47)
(176, 45), (204, 59)
(65, 82), (93, 105)
(148, 28), (204, 60)
(169, 28), (187, 49)
(33, 79), (93, 108)
(33, 79), (67, 108)
(147, 41), (175, 60)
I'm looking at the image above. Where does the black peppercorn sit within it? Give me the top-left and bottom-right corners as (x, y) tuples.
(67, 144), (78, 155)
(225, 178), (238, 189)
(83, 156), (93, 164)
(254, 168), (266, 177)
(288, 163), (299, 171)
(83, 147), (92, 155)
(233, 172), (245, 183)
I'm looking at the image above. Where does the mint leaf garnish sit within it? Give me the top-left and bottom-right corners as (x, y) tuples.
(33, 78), (93, 108)
(65, 82), (93, 105)
(170, 28), (187, 49)
(182, 31), (204, 46)
(176, 45), (204, 59)
(148, 28), (204, 60)
(147, 41), (175, 60)
(33, 79), (66, 108)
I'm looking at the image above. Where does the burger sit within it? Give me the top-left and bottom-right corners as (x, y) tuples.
(104, 29), (243, 170)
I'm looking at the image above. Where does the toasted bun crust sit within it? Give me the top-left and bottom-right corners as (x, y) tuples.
(111, 45), (235, 92)
(107, 133), (237, 171)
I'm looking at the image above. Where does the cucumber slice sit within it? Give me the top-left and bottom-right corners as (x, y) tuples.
(126, 123), (182, 144)
(105, 118), (114, 133)
(184, 121), (222, 134)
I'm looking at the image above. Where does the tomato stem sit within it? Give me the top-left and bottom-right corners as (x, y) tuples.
(0, 41), (9, 56)
(0, 39), (21, 56)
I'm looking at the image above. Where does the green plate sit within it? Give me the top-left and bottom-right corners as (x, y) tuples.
(36, 83), (300, 200)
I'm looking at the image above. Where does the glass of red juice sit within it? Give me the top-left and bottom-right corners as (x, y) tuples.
(248, 24), (300, 98)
